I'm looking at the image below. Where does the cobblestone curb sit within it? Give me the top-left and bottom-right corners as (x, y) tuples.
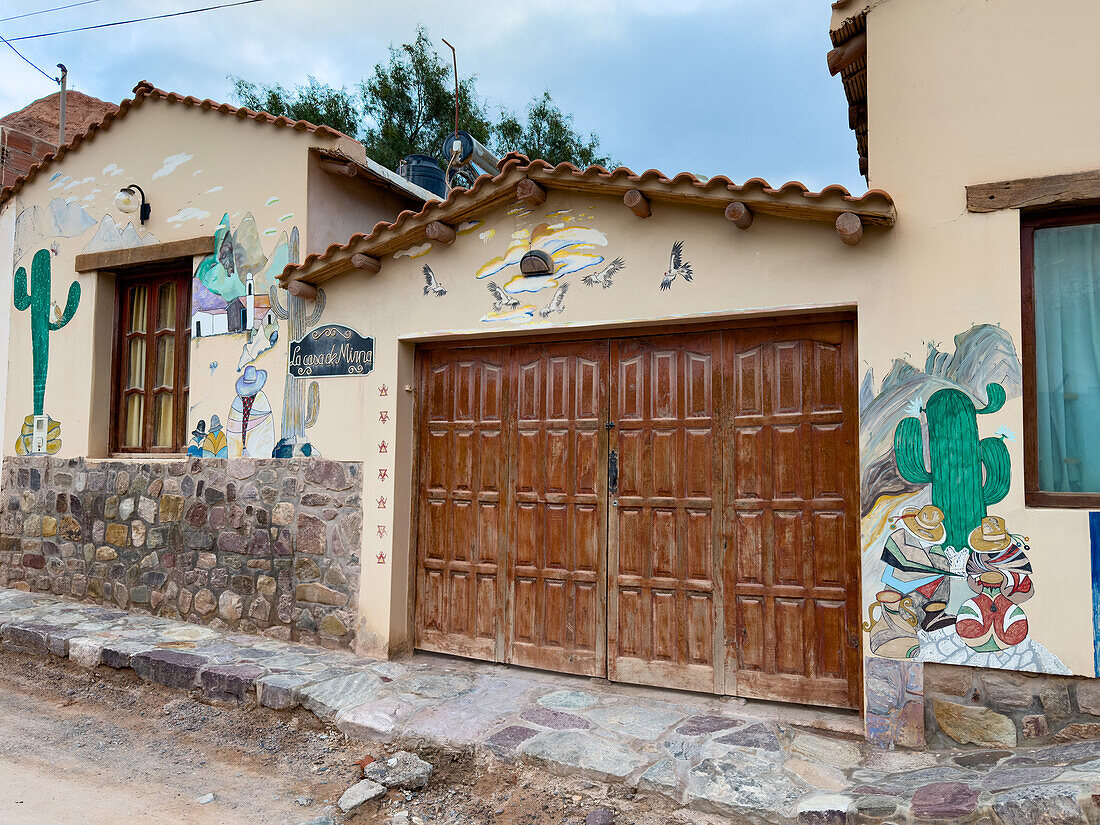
(2, 587), (1099, 824)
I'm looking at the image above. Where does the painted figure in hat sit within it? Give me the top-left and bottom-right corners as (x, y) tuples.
(955, 515), (1033, 651)
(188, 420), (206, 457)
(202, 415), (228, 458)
(877, 504), (956, 643)
(227, 365), (275, 458)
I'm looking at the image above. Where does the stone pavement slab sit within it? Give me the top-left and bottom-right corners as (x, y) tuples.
(4, 586), (1100, 825)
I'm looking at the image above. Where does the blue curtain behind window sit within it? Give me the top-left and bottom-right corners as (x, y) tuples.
(1034, 223), (1100, 493)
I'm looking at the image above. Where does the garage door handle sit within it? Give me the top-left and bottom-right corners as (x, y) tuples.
(608, 449), (618, 494)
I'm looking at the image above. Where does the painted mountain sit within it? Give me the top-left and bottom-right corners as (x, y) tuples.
(192, 212), (297, 336)
(82, 214), (160, 253)
(14, 197), (97, 262)
(860, 324), (1022, 515)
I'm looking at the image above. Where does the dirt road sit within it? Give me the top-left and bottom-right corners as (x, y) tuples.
(0, 653), (708, 825)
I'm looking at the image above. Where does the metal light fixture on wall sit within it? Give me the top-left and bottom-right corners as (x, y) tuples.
(115, 184), (151, 225)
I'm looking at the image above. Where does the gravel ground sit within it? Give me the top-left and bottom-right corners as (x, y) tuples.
(0, 652), (718, 825)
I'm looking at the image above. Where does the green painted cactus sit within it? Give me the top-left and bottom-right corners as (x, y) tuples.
(893, 383), (1011, 551)
(14, 249), (80, 416)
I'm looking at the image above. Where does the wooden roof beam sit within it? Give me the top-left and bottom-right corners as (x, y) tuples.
(836, 212), (864, 245)
(623, 189), (651, 218)
(351, 253), (381, 273)
(319, 159), (357, 177)
(724, 201), (753, 230)
(287, 280), (319, 299)
(516, 178), (547, 206)
(848, 103), (867, 131)
(827, 31), (866, 76)
(425, 220), (457, 245)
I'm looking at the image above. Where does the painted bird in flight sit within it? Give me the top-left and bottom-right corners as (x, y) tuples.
(582, 256), (625, 289)
(487, 281), (520, 313)
(659, 241), (693, 291)
(422, 264), (447, 297)
(538, 283), (569, 317)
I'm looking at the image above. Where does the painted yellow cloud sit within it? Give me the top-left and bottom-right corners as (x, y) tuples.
(475, 220), (608, 294)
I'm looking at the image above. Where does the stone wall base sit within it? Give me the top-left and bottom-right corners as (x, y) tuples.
(0, 456), (363, 649)
(925, 662), (1100, 749)
(866, 654), (1100, 750)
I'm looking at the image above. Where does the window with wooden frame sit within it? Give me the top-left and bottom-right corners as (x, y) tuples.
(110, 260), (191, 453)
(1022, 207), (1100, 507)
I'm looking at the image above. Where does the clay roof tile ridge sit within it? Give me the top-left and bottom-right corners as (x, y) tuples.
(1, 79), (357, 205)
(279, 155), (896, 284)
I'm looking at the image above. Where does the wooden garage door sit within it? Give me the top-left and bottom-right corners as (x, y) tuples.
(509, 342), (608, 676)
(416, 343), (609, 675)
(416, 346), (509, 661)
(608, 333), (723, 693)
(723, 322), (861, 708)
(414, 317), (860, 709)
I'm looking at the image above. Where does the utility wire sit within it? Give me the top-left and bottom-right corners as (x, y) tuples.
(0, 0), (104, 25)
(0, 30), (59, 83)
(7, 0), (266, 41)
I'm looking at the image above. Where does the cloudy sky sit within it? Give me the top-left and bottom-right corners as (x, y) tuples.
(0, 0), (862, 191)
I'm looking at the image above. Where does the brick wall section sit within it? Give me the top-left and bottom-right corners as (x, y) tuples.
(1, 126), (57, 189)
(0, 456), (363, 649)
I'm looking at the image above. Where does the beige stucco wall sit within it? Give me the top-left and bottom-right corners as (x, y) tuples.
(0, 202), (13, 450)
(856, 0), (1100, 677)
(305, 153), (419, 255)
(1, 98), (350, 461)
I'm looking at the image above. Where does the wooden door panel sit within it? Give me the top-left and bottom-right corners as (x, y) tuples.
(609, 333), (723, 694)
(723, 321), (861, 709)
(415, 348), (508, 661)
(813, 511), (846, 587)
(815, 599), (848, 680)
(506, 341), (608, 677)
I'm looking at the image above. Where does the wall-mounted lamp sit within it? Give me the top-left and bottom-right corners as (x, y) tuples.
(115, 184), (151, 225)
(520, 249), (554, 277)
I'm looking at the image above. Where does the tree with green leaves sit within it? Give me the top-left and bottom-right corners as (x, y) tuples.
(230, 75), (362, 139)
(359, 27), (494, 172)
(495, 90), (610, 168)
(228, 28), (611, 173)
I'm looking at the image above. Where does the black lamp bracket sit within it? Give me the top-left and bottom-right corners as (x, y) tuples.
(124, 183), (151, 225)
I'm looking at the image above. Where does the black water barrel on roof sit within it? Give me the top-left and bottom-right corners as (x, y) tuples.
(397, 154), (446, 197)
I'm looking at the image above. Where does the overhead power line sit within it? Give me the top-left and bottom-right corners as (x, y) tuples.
(0, 0), (104, 25)
(0, 30), (59, 83)
(6, 0), (267, 41)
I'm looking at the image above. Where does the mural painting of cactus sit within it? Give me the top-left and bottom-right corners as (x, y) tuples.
(893, 383), (1011, 552)
(13, 248), (80, 455)
(271, 283), (325, 457)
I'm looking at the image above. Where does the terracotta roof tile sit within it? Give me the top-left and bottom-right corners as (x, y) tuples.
(0, 80), (347, 206)
(283, 153), (896, 285)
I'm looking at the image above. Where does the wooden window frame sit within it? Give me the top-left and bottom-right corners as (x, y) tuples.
(108, 259), (192, 455)
(1021, 205), (1100, 508)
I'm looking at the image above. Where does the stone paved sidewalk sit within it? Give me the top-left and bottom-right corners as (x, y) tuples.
(3, 587), (1100, 825)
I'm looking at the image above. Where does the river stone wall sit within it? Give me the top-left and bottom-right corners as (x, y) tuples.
(0, 456), (362, 649)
